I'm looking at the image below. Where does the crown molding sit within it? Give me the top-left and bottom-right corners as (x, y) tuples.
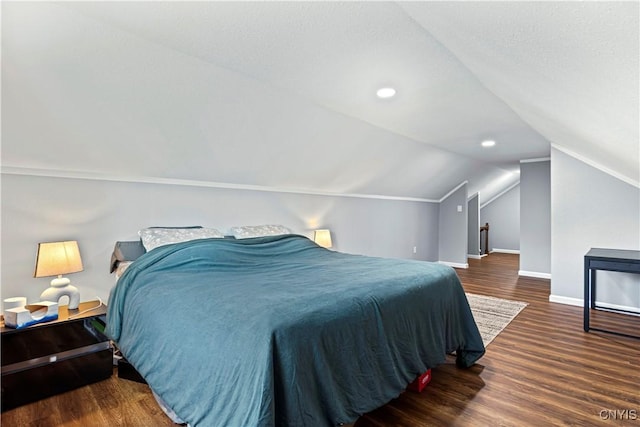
(438, 181), (468, 203)
(520, 157), (551, 163)
(479, 180), (520, 209)
(551, 144), (639, 189)
(1, 166), (439, 203)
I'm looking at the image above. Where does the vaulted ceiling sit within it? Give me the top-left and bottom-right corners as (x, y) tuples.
(2, 2), (638, 202)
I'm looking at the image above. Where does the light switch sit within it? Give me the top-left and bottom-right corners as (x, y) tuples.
(457, 205), (463, 212)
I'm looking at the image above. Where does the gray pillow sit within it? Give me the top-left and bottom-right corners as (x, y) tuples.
(110, 241), (146, 273)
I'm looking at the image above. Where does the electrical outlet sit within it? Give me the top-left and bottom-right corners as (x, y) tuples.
(413, 246), (417, 254)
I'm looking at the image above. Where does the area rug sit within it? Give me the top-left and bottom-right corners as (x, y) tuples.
(466, 293), (528, 346)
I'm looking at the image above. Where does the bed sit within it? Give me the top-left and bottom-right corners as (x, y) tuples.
(106, 231), (484, 427)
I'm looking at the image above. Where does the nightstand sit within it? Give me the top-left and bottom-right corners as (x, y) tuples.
(1, 300), (112, 411)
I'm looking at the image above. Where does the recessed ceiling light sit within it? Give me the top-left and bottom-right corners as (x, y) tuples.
(376, 87), (396, 99)
(481, 140), (496, 148)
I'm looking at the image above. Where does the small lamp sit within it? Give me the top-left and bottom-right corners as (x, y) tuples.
(313, 229), (332, 248)
(34, 241), (83, 309)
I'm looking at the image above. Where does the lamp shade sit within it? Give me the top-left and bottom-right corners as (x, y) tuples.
(313, 229), (332, 248)
(34, 241), (84, 278)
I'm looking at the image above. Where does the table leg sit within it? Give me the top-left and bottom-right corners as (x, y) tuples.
(584, 260), (590, 332)
(590, 269), (597, 309)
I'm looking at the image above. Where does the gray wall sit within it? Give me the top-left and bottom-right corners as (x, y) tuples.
(1, 173), (440, 305)
(551, 148), (639, 309)
(467, 193), (480, 257)
(480, 184), (520, 252)
(520, 161), (551, 275)
(438, 183), (468, 266)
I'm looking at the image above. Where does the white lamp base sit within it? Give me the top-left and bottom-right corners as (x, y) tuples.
(40, 284), (80, 310)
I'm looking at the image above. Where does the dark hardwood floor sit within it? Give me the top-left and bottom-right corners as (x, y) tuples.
(2, 253), (639, 426)
(356, 254), (640, 427)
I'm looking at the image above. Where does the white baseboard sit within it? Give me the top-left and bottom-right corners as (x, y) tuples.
(438, 261), (469, 269)
(467, 254), (482, 260)
(596, 301), (640, 315)
(491, 248), (520, 254)
(549, 294), (640, 315)
(519, 270), (551, 279)
(548, 295), (582, 306)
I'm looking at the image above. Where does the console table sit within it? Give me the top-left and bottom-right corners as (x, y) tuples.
(584, 248), (640, 339)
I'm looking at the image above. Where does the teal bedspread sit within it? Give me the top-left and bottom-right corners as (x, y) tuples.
(106, 235), (484, 427)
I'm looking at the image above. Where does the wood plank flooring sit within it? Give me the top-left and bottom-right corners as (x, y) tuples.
(2, 253), (638, 426)
(356, 254), (640, 427)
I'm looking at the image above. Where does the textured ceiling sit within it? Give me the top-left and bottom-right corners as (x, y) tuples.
(400, 1), (639, 183)
(2, 1), (638, 203)
(59, 1), (552, 167)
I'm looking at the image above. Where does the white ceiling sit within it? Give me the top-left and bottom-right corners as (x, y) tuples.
(2, 1), (638, 202)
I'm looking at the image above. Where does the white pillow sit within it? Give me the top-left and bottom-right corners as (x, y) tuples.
(139, 227), (224, 251)
(114, 261), (133, 280)
(228, 224), (292, 239)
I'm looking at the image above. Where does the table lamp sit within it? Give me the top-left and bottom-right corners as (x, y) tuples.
(313, 229), (333, 248)
(34, 240), (83, 309)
